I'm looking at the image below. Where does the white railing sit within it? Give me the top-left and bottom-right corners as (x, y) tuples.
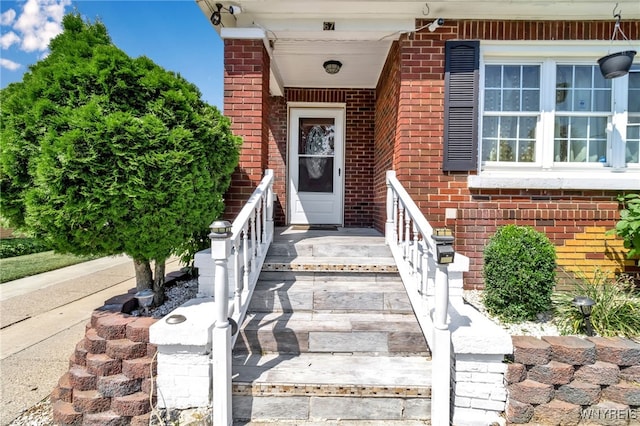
(385, 170), (468, 426)
(210, 169), (274, 426)
(227, 169), (274, 341)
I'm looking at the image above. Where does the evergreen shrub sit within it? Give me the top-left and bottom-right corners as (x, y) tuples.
(483, 224), (557, 322)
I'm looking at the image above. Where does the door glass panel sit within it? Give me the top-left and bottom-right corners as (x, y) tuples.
(299, 158), (334, 192)
(298, 118), (335, 193)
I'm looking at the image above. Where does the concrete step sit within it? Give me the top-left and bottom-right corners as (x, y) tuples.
(258, 269), (399, 282)
(232, 227), (431, 423)
(231, 353), (432, 423)
(262, 256), (397, 273)
(267, 228), (390, 258)
(234, 421), (430, 425)
(267, 240), (392, 258)
(238, 263), (429, 356)
(248, 278), (412, 314)
(234, 312), (429, 355)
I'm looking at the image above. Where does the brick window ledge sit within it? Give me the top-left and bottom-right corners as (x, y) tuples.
(468, 170), (640, 191)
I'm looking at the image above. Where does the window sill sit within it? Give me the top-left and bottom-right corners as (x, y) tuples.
(468, 170), (640, 191)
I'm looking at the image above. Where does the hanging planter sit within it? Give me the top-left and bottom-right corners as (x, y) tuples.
(598, 50), (637, 79)
(597, 4), (637, 79)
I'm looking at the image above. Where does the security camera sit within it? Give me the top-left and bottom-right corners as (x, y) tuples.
(428, 18), (445, 32)
(228, 5), (242, 15)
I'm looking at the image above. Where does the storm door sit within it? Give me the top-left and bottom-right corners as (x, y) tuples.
(288, 107), (344, 225)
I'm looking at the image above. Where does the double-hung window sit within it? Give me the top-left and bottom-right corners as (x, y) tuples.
(482, 65), (540, 163)
(475, 43), (639, 189)
(554, 65), (611, 164)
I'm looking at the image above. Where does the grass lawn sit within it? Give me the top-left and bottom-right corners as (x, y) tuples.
(0, 251), (98, 283)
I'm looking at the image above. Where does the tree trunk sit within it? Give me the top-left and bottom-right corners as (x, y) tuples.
(133, 259), (153, 291)
(153, 259), (166, 306)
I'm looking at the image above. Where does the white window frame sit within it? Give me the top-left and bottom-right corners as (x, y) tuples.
(470, 41), (640, 190)
(624, 68), (640, 165)
(481, 63), (543, 166)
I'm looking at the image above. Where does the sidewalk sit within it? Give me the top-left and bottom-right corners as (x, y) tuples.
(0, 256), (182, 425)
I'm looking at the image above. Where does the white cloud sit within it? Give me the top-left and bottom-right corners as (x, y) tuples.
(12, 0), (72, 53)
(1, 9), (17, 26)
(1, 58), (22, 71)
(1, 31), (20, 49)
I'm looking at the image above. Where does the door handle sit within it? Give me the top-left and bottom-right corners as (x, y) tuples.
(338, 168), (341, 177)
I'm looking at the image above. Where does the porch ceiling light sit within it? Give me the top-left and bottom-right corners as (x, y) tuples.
(323, 60), (342, 75)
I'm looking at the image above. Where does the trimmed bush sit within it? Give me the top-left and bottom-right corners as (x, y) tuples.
(483, 225), (557, 322)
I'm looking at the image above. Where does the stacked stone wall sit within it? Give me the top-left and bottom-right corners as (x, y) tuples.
(51, 308), (158, 425)
(507, 336), (640, 425)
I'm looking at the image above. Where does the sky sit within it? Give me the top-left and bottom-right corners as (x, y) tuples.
(0, 0), (224, 109)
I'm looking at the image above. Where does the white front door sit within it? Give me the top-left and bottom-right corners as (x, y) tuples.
(289, 107), (344, 225)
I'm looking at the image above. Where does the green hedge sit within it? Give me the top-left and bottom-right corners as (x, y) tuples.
(0, 238), (51, 258)
(483, 225), (557, 322)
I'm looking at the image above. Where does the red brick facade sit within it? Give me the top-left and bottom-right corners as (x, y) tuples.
(222, 20), (639, 288)
(223, 39), (271, 219)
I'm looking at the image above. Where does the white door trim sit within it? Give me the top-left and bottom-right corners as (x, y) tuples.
(288, 105), (346, 225)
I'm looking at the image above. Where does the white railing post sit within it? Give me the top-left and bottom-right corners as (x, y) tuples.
(209, 220), (233, 426)
(265, 169), (274, 240)
(431, 230), (454, 426)
(434, 264), (450, 330)
(385, 170), (396, 244)
(432, 263), (451, 426)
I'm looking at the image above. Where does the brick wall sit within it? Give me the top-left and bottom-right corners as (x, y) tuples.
(223, 39), (270, 220)
(456, 190), (636, 289)
(265, 88), (376, 227)
(344, 90), (376, 227)
(372, 20), (639, 288)
(453, 353), (508, 424)
(51, 310), (157, 426)
(556, 227), (633, 291)
(267, 95), (288, 224)
(374, 42), (400, 232)
(507, 336), (640, 424)
(223, 20), (638, 287)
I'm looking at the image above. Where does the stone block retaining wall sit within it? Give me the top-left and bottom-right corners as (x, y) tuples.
(506, 336), (640, 425)
(51, 306), (158, 425)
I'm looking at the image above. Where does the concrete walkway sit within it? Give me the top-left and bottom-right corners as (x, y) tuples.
(0, 256), (182, 425)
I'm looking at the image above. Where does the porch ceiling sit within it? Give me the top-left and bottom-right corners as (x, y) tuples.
(196, 0), (640, 94)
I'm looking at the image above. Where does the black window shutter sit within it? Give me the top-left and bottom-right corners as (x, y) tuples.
(443, 40), (479, 171)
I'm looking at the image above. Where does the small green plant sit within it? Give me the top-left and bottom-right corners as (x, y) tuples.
(609, 193), (640, 258)
(553, 269), (640, 338)
(173, 231), (209, 276)
(483, 224), (557, 322)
